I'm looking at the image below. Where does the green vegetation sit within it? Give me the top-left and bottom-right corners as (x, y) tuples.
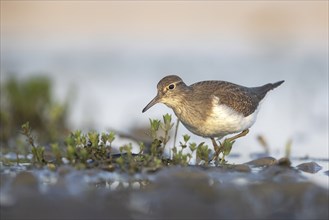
(220, 139), (235, 164)
(0, 76), (232, 173)
(0, 76), (70, 145)
(21, 122), (46, 166)
(0, 113), (230, 173)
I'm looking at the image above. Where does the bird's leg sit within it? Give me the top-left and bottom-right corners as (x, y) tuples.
(225, 129), (249, 143)
(210, 137), (222, 161)
(173, 119), (180, 147)
(219, 129), (250, 163)
(210, 129), (250, 162)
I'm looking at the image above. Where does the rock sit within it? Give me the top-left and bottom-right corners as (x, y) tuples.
(244, 156), (277, 167)
(260, 164), (302, 183)
(227, 164), (251, 173)
(324, 170), (329, 176)
(277, 157), (292, 167)
(296, 162), (322, 173)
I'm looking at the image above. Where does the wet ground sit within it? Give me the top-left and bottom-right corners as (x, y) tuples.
(1, 156), (328, 220)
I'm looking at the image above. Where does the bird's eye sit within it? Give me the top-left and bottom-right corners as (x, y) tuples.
(168, 84), (175, 90)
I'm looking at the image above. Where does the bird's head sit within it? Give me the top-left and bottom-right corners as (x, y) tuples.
(142, 75), (188, 113)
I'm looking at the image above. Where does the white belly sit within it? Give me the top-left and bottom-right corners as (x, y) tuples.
(200, 103), (259, 138)
(173, 96), (261, 139)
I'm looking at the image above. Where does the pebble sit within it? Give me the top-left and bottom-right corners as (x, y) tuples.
(296, 162), (322, 173)
(277, 157), (292, 167)
(244, 156), (277, 167)
(228, 164), (251, 173)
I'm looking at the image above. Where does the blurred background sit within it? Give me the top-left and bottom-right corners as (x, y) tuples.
(1, 1), (328, 158)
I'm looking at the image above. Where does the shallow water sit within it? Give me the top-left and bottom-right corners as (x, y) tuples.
(1, 155), (328, 220)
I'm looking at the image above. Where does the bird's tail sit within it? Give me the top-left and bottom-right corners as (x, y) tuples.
(253, 80), (285, 100)
(271, 80), (285, 89)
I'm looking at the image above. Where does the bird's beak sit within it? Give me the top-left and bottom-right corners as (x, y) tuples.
(142, 94), (161, 113)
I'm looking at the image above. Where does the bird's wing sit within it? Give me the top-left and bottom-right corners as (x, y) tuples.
(192, 81), (260, 117)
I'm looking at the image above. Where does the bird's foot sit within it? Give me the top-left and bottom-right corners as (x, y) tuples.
(210, 130), (249, 164)
(210, 138), (235, 165)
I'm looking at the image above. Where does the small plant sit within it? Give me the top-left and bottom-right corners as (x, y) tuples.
(218, 139), (234, 164)
(171, 134), (193, 166)
(189, 142), (197, 153)
(160, 114), (174, 147)
(149, 118), (161, 140)
(64, 130), (115, 168)
(181, 134), (191, 148)
(15, 114), (227, 172)
(21, 122), (46, 166)
(101, 131), (115, 148)
(147, 113), (174, 159)
(50, 143), (63, 165)
(284, 139), (293, 158)
(196, 142), (211, 166)
(116, 144), (139, 174)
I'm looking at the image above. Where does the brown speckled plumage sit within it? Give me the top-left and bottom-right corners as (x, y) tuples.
(142, 75), (284, 140)
(190, 80), (283, 117)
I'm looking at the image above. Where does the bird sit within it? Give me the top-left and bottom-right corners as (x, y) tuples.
(142, 75), (284, 161)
